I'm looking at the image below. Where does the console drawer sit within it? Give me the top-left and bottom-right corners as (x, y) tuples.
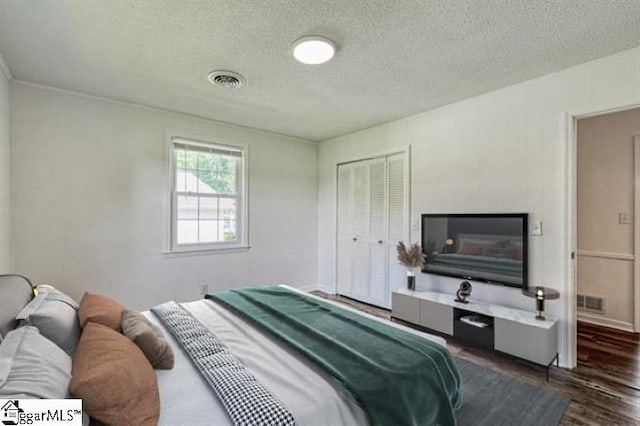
(419, 300), (453, 335)
(494, 318), (557, 365)
(391, 292), (420, 324)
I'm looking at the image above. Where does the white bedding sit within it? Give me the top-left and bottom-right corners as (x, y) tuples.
(146, 287), (447, 426)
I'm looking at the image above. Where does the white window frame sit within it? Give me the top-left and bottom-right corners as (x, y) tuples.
(166, 135), (249, 254)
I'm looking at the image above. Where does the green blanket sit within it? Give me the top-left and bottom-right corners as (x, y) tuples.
(208, 286), (462, 426)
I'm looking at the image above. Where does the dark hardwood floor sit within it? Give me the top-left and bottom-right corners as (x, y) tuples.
(311, 291), (640, 425)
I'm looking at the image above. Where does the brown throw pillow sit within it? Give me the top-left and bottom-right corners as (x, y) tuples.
(121, 309), (174, 370)
(69, 322), (159, 426)
(78, 292), (123, 330)
(458, 242), (487, 256)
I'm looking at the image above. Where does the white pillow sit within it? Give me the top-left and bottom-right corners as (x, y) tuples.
(0, 326), (72, 398)
(0, 275), (34, 339)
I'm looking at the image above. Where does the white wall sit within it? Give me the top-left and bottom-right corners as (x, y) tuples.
(11, 82), (318, 309)
(318, 47), (640, 367)
(0, 62), (10, 272)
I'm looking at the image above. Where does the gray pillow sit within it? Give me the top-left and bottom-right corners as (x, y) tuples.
(0, 326), (72, 398)
(0, 275), (34, 339)
(121, 309), (174, 369)
(16, 287), (80, 356)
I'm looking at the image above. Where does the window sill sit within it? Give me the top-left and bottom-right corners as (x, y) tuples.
(163, 246), (251, 258)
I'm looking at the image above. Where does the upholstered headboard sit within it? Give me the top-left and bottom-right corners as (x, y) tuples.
(0, 274), (35, 339)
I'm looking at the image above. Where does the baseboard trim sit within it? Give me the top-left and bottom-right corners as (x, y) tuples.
(316, 285), (336, 295)
(296, 284), (319, 292)
(578, 312), (635, 333)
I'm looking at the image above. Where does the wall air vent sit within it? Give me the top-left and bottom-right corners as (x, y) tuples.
(577, 294), (604, 314)
(207, 70), (246, 89)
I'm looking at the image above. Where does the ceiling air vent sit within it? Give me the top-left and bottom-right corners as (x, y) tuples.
(207, 70), (246, 89)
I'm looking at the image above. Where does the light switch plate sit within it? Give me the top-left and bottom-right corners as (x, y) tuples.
(411, 218), (419, 231)
(619, 212), (632, 224)
(531, 220), (543, 236)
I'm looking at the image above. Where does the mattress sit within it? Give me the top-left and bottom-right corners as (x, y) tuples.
(146, 286), (447, 426)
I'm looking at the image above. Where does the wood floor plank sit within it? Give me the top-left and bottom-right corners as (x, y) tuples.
(311, 291), (640, 425)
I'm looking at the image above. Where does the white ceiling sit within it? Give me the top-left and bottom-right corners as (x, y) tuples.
(1, 1), (639, 141)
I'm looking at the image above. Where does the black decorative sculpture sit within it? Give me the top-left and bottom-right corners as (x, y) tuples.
(455, 281), (472, 303)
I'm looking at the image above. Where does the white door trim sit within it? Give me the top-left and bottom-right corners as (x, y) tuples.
(566, 102), (640, 369)
(565, 111), (578, 369)
(634, 135), (640, 332)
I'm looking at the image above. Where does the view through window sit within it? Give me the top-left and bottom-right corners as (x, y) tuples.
(171, 138), (244, 248)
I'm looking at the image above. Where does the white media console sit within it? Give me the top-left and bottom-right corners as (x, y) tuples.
(391, 289), (559, 380)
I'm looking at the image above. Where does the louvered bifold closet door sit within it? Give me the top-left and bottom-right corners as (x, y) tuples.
(336, 164), (354, 297)
(351, 161), (371, 301)
(336, 152), (408, 308)
(386, 153), (409, 307)
(368, 158), (389, 307)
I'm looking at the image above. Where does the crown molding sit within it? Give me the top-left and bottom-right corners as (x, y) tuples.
(12, 79), (316, 145)
(0, 51), (13, 80)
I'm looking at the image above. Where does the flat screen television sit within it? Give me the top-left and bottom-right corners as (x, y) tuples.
(421, 213), (528, 288)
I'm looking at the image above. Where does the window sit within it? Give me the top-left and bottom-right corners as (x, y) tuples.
(169, 137), (246, 252)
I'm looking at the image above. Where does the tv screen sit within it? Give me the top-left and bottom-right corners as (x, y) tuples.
(421, 213), (528, 288)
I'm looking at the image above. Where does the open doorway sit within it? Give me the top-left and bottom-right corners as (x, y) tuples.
(575, 107), (640, 387)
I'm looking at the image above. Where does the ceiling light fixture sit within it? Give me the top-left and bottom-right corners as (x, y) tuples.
(292, 36), (336, 65)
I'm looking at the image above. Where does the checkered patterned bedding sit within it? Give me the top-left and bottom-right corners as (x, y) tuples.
(151, 301), (296, 426)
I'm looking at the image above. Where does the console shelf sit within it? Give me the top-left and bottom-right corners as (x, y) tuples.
(392, 289), (559, 380)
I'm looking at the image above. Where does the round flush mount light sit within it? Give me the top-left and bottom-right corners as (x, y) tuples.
(207, 70), (246, 88)
(292, 36), (336, 65)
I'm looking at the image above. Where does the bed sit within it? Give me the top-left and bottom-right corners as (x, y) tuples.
(425, 233), (524, 285)
(0, 276), (462, 426)
(426, 253), (523, 283)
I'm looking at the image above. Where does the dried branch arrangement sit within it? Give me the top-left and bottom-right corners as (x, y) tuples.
(396, 241), (426, 269)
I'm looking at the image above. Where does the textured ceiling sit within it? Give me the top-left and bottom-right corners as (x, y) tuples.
(0, 1), (639, 141)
